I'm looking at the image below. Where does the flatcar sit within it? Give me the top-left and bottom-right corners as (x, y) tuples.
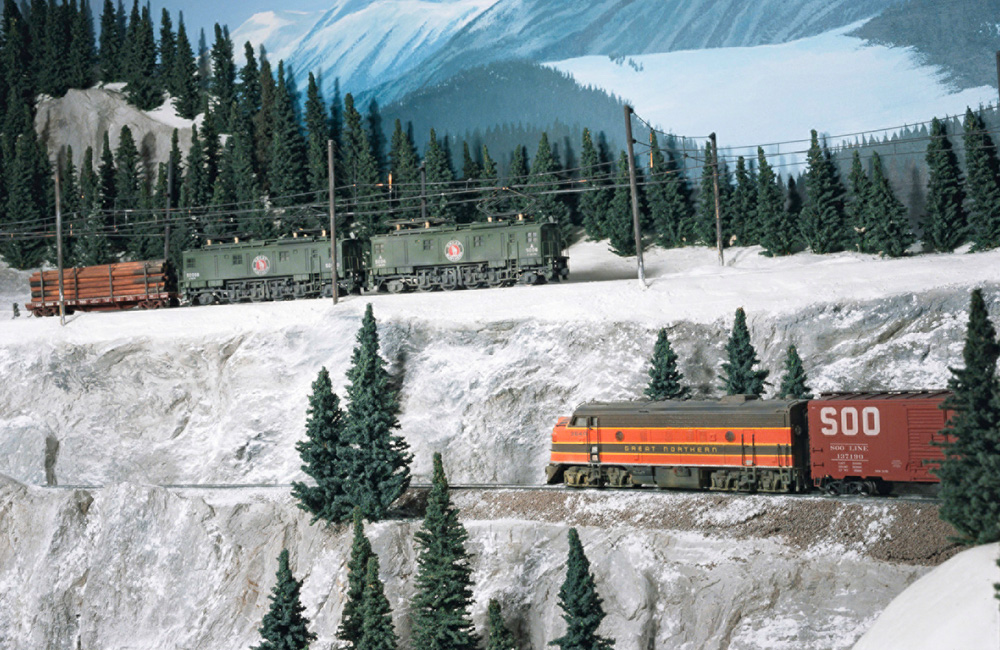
(367, 218), (568, 293)
(26, 260), (177, 316)
(546, 391), (953, 495)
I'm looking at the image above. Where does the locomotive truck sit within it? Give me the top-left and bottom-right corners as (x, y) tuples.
(546, 391), (953, 495)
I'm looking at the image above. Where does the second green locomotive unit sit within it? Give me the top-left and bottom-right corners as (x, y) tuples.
(179, 218), (568, 304)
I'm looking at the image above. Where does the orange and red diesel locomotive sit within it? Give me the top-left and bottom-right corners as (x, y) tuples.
(546, 391), (953, 495)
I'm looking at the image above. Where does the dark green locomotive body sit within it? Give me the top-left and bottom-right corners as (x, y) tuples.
(366, 220), (568, 292)
(180, 237), (365, 304)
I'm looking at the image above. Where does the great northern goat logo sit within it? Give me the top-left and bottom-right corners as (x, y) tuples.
(252, 255), (271, 276)
(444, 240), (464, 262)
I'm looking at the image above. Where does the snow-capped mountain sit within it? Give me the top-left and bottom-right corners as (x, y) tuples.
(232, 0), (497, 99)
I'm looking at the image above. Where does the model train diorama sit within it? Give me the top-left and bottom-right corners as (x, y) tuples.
(547, 391), (953, 495)
(25, 218), (569, 316)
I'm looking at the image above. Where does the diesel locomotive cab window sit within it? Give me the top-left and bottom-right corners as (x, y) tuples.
(278, 251), (289, 262)
(473, 236), (483, 247)
(572, 417), (587, 427)
(423, 240), (433, 250)
(232, 254), (243, 265)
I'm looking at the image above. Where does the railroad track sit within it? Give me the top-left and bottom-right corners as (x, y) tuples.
(36, 482), (938, 503)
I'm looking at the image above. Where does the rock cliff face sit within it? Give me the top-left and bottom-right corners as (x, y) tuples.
(0, 478), (953, 650)
(34, 87), (196, 171)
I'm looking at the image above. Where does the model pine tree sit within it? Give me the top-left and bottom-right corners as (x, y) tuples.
(644, 328), (690, 401)
(757, 147), (796, 257)
(529, 132), (572, 239)
(409, 452), (478, 650)
(923, 117), (967, 251)
(847, 150), (872, 251)
(731, 155), (758, 245)
(799, 130), (846, 254)
(647, 132), (694, 248)
(961, 108), (1000, 250)
(550, 528), (614, 650)
(865, 152), (912, 257)
(359, 556), (398, 650)
(485, 599), (518, 650)
(305, 72), (330, 196)
(697, 141), (730, 246)
(337, 507), (374, 649)
(269, 60), (310, 218)
(254, 549), (316, 650)
(777, 345), (812, 399)
(388, 119), (421, 221)
(292, 367), (350, 524)
(341, 304), (412, 520)
(935, 289), (1000, 544)
(424, 128), (456, 222)
(606, 151), (637, 257)
(720, 307), (769, 396)
(579, 128), (612, 241)
(170, 17), (200, 120)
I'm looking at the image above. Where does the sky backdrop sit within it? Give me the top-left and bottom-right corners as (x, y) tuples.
(138, 0), (331, 39)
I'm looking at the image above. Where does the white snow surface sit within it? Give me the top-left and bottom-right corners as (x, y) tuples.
(545, 23), (997, 157)
(852, 543), (1000, 650)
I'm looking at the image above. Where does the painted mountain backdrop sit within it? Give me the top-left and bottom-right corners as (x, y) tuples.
(231, 0), (1000, 157)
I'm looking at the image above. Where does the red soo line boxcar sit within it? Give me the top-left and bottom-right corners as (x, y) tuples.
(546, 391), (952, 495)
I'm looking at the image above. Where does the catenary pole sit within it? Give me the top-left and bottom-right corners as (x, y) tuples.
(623, 105), (646, 286)
(710, 132), (724, 267)
(420, 162), (427, 222)
(328, 139), (338, 305)
(164, 161), (172, 262)
(55, 165), (65, 326)
(995, 51), (1000, 106)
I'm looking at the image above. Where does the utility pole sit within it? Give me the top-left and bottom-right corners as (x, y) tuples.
(54, 165), (65, 326)
(623, 105), (646, 286)
(164, 162), (172, 262)
(995, 51), (1000, 107)
(420, 162), (427, 222)
(328, 139), (338, 305)
(710, 132), (724, 267)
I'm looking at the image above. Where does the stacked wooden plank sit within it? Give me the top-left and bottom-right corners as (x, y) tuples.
(26, 260), (177, 316)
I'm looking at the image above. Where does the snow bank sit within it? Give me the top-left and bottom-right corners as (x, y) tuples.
(852, 543), (1000, 650)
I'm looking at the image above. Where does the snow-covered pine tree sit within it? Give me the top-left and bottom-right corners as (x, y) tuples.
(550, 528), (614, 650)
(777, 345), (812, 399)
(644, 328), (690, 400)
(337, 507), (374, 649)
(720, 307), (769, 396)
(757, 147), (796, 256)
(485, 599), (518, 650)
(253, 549), (316, 650)
(935, 289), (1000, 544)
(961, 108), (1000, 250)
(799, 130), (846, 254)
(923, 117), (967, 252)
(648, 132), (694, 248)
(409, 452), (477, 650)
(341, 305), (411, 519)
(291, 367), (350, 524)
(865, 152), (912, 257)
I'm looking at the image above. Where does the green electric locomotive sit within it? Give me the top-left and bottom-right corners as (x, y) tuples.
(366, 218), (568, 293)
(180, 236), (365, 305)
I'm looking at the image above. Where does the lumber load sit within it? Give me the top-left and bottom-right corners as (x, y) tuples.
(26, 259), (178, 316)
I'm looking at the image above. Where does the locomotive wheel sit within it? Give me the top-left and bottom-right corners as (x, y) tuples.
(387, 280), (406, 294)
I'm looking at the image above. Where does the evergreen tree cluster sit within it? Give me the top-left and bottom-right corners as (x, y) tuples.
(642, 310), (812, 401)
(292, 303), (411, 524)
